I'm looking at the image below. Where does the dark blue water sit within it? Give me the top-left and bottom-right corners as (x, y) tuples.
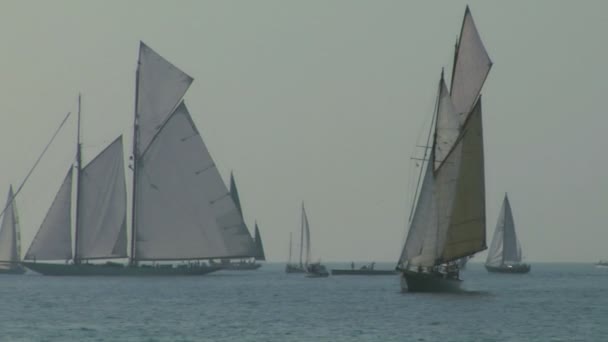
(1, 263), (607, 341)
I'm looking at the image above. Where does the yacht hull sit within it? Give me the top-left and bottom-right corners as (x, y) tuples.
(21, 262), (221, 276)
(217, 263), (261, 271)
(400, 270), (462, 292)
(485, 264), (530, 274)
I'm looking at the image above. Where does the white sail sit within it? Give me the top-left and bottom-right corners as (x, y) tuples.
(302, 204), (311, 266)
(440, 99), (486, 262)
(24, 168), (73, 260)
(134, 102), (255, 260)
(0, 187), (20, 268)
(399, 163), (438, 267)
(254, 222), (266, 261)
(486, 194), (521, 266)
(450, 6), (492, 124)
(434, 78), (460, 171)
(76, 136), (127, 259)
(137, 42), (193, 154)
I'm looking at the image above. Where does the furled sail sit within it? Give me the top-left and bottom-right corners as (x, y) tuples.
(254, 222), (266, 261)
(0, 187), (20, 268)
(439, 99), (486, 262)
(76, 136), (127, 259)
(134, 102), (255, 260)
(136, 42), (193, 154)
(486, 194), (522, 266)
(24, 168), (73, 260)
(450, 6), (492, 124)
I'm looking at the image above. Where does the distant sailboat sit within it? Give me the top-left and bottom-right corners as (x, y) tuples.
(0, 186), (25, 274)
(22, 43), (255, 276)
(300, 204), (328, 278)
(485, 194), (530, 273)
(285, 232), (305, 273)
(397, 6), (491, 292)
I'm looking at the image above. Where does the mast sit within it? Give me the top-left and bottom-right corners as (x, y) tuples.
(74, 93), (83, 264)
(130, 49), (141, 266)
(288, 232), (292, 264)
(299, 202), (304, 268)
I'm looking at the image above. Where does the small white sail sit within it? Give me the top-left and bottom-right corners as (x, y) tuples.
(450, 6), (492, 124)
(24, 168), (73, 260)
(137, 42), (193, 154)
(134, 102), (255, 260)
(486, 194), (521, 266)
(254, 222), (266, 261)
(76, 136), (127, 259)
(0, 187), (20, 268)
(440, 99), (486, 262)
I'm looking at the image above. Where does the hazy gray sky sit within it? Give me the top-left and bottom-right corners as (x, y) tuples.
(1, 1), (606, 263)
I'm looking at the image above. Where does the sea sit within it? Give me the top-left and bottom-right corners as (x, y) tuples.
(1, 262), (607, 341)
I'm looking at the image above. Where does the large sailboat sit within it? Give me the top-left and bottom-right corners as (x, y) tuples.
(0, 187), (26, 274)
(22, 42), (256, 276)
(397, 7), (492, 292)
(485, 194), (530, 273)
(212, 173), (263, 271)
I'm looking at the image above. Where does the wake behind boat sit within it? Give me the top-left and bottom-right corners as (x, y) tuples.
(22, 43), (257, 276)
(485, 194), (531, 274)
(397, 6), (492, 292)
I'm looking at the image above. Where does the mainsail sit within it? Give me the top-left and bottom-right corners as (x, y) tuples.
(24, 168), (73, 261)
(0, 187), (21, 268)
(400, 7), (490, 268)
(76, 136), (127, 259)
(254, 222), (266, 261)
(132, 42), (256, 261)
(486, 194), (522, 267)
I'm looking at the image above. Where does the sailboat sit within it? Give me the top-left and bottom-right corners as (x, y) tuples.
(397, 6), (491, 292)
(22, 42), (256, 276)
(212, 173), (262, 271)
(485, 194), (530, 273)
(0, 187), (26, 274)
(285, 204), (309, 273)
(285, 232), (305, 273)
(300, 204), (328, 278)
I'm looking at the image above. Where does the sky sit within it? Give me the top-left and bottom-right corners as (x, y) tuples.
(0, 1), (606, 263)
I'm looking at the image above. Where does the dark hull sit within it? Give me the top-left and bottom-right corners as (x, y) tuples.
(400, 270), (462, 292)
(217, 263), (261, 271)
(306, 272), (329, 278)
(285, 264), (306, 273)
(0, 266), (26, 275)
(22, 262), (221, 276)
(485, 264), (530, 274)
(331, 269), (397, 276)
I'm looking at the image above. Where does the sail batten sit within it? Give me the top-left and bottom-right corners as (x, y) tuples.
(24, 168), (73, 261)
(76, 136), (128, 260)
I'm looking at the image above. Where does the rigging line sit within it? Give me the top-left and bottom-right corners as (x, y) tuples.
(0, 112), (72, 220)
